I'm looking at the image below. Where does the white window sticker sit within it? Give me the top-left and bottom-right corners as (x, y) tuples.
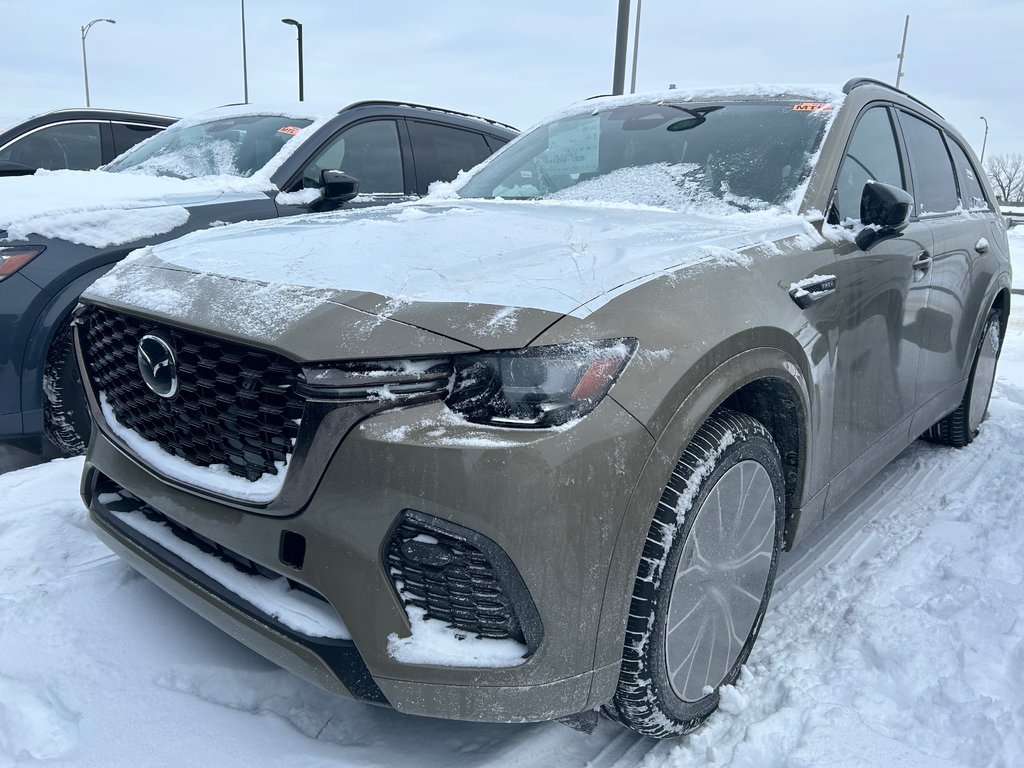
(543, 117), (600, 176)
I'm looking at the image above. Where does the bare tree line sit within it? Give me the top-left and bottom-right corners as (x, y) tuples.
(985, 153), (1024, 203)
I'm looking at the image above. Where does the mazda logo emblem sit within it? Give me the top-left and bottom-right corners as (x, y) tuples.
(137, 332), (178, 399)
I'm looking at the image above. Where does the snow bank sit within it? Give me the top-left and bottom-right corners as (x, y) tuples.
(1008, 226), (1023, 290)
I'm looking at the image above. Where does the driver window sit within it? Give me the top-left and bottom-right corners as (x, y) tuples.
(831, 107), (906, 224)
(301, 120), (404, 194)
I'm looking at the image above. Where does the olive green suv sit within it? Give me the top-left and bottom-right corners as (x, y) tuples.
(76, 78), (1011, 737)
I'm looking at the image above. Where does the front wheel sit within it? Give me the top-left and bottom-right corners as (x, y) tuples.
(923, 309), (1001, 448)
(43, 323), (90, 457)
(609, 409), (786, 737)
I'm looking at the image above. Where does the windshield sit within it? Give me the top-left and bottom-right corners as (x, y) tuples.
(105, 115), (313, 178)
(458, 101), (833, 211)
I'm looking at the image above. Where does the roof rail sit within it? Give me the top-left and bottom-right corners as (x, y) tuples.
(842, 77), (943, 118)
(341, 100), (518, 133)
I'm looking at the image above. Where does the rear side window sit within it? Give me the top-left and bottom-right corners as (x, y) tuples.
(831, 107), (905, 224)
(0, 122), (103, 171)
(946, 139), (989, 210)
(112, 122), (164, 155)
(898, 111), (960, 215)
(409, 121), (492, 194)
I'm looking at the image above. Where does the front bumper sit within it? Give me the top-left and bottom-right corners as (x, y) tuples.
(82, 394), (654, 723)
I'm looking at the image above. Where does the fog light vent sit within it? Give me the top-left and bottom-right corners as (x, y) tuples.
(385, 511), (543, 653)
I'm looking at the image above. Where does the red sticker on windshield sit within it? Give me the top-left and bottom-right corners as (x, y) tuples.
(277, 126), (302, 135)
(793, 102), (832, 112)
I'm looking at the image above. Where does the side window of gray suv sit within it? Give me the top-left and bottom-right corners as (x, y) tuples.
(832, 107), (905, 224)
(947, 139), (990, 211)
(897, 111), (960, 216)
(301, 120), (405, 194)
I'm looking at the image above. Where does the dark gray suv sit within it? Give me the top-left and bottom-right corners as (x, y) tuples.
(77, 78), (1009, 737)
(0, 101), (515, 455)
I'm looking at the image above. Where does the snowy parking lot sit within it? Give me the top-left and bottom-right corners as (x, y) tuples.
(1, 236), (1022, 768)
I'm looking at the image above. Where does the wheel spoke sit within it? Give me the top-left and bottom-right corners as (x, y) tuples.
(665, 459), (776, 702)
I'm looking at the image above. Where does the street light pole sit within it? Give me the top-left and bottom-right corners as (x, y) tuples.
(81, 18), (116, 108)
(979, 116), (989, 164)
(241, 0), (249, 103)
(612, 0), (630, 95)
(629, 0), (643, 94)
(281, 18), (304, 101)
(895, 14), (910, 89)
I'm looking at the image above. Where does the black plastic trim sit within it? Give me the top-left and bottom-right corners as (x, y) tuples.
(85, 469), (390, 706)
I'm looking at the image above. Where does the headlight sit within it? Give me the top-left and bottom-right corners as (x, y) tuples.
(0, 245), (45, 281)
(446, 339), (636, 428)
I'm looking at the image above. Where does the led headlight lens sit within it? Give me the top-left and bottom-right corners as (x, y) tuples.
(447, 339), (636, 427)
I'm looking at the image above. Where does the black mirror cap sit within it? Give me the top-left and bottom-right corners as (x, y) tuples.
(320, 170), (360, 204)
(856, 181), (914, 250)
(860, 181), (913, 229)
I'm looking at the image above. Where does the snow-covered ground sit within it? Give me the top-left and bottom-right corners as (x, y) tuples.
(1009, 227), (1023, 290)
(2, 263), (1022, 768)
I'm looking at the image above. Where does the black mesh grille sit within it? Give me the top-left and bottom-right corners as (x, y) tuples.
(82, 306), (304, 483)
(386, 518), (522, 642)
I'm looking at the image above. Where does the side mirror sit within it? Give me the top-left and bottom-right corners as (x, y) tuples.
(0, 160), (38, 177)
(320, 170), (360, 204)
(856, 181), (913, 250)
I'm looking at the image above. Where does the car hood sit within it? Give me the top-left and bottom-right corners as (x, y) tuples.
(84, 199), (819, 354)
(0, 169), (271, 248)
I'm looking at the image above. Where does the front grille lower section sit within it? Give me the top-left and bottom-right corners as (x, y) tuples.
(82, 307), (304, 483)
(386, 512), (543, 653)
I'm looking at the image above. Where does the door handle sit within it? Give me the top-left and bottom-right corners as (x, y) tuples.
(789, 275), (837, 309)
(912, 251), (933, 272)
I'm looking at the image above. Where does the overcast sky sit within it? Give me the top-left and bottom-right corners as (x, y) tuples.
(2, 0), (1022, 158)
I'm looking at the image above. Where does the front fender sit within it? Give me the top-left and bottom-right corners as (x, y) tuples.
(587, 344), (813, 708)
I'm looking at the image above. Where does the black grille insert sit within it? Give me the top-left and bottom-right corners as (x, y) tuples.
(386, 512), (543, 652)
(82, 307), (304, 484)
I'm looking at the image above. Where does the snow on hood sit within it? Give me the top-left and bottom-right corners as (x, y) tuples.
(0, 170), (270, 248)
(86, 199), (822, 333)
(0, 105), (335, 248)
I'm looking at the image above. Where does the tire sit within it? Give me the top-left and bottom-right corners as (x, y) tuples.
(42, 322), (91, 457)
(608, 409), (786, 737)
(923, 309), (1001, 448)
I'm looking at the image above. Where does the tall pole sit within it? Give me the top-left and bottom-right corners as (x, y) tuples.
(241, 0), (249, 103)
(979, 116), (989, 164)
(81, 18), (116, 108)
(612, 0), (630, 95)
(282, 19), (304, 101)
(895, 14), (910, 90)
(629, 0), (643, 94)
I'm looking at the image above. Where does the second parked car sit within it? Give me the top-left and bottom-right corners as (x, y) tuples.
(0, 100), (516, 454)
(0, 108), (176, 176)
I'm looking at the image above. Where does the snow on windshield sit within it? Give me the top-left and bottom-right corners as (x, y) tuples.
(106, 114), (314, 179)
(548, 162), (770, 214)
(457, 92), (842, 214)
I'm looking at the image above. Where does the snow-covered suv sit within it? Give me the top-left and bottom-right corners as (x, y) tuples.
(76, 78), (1010, 737)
